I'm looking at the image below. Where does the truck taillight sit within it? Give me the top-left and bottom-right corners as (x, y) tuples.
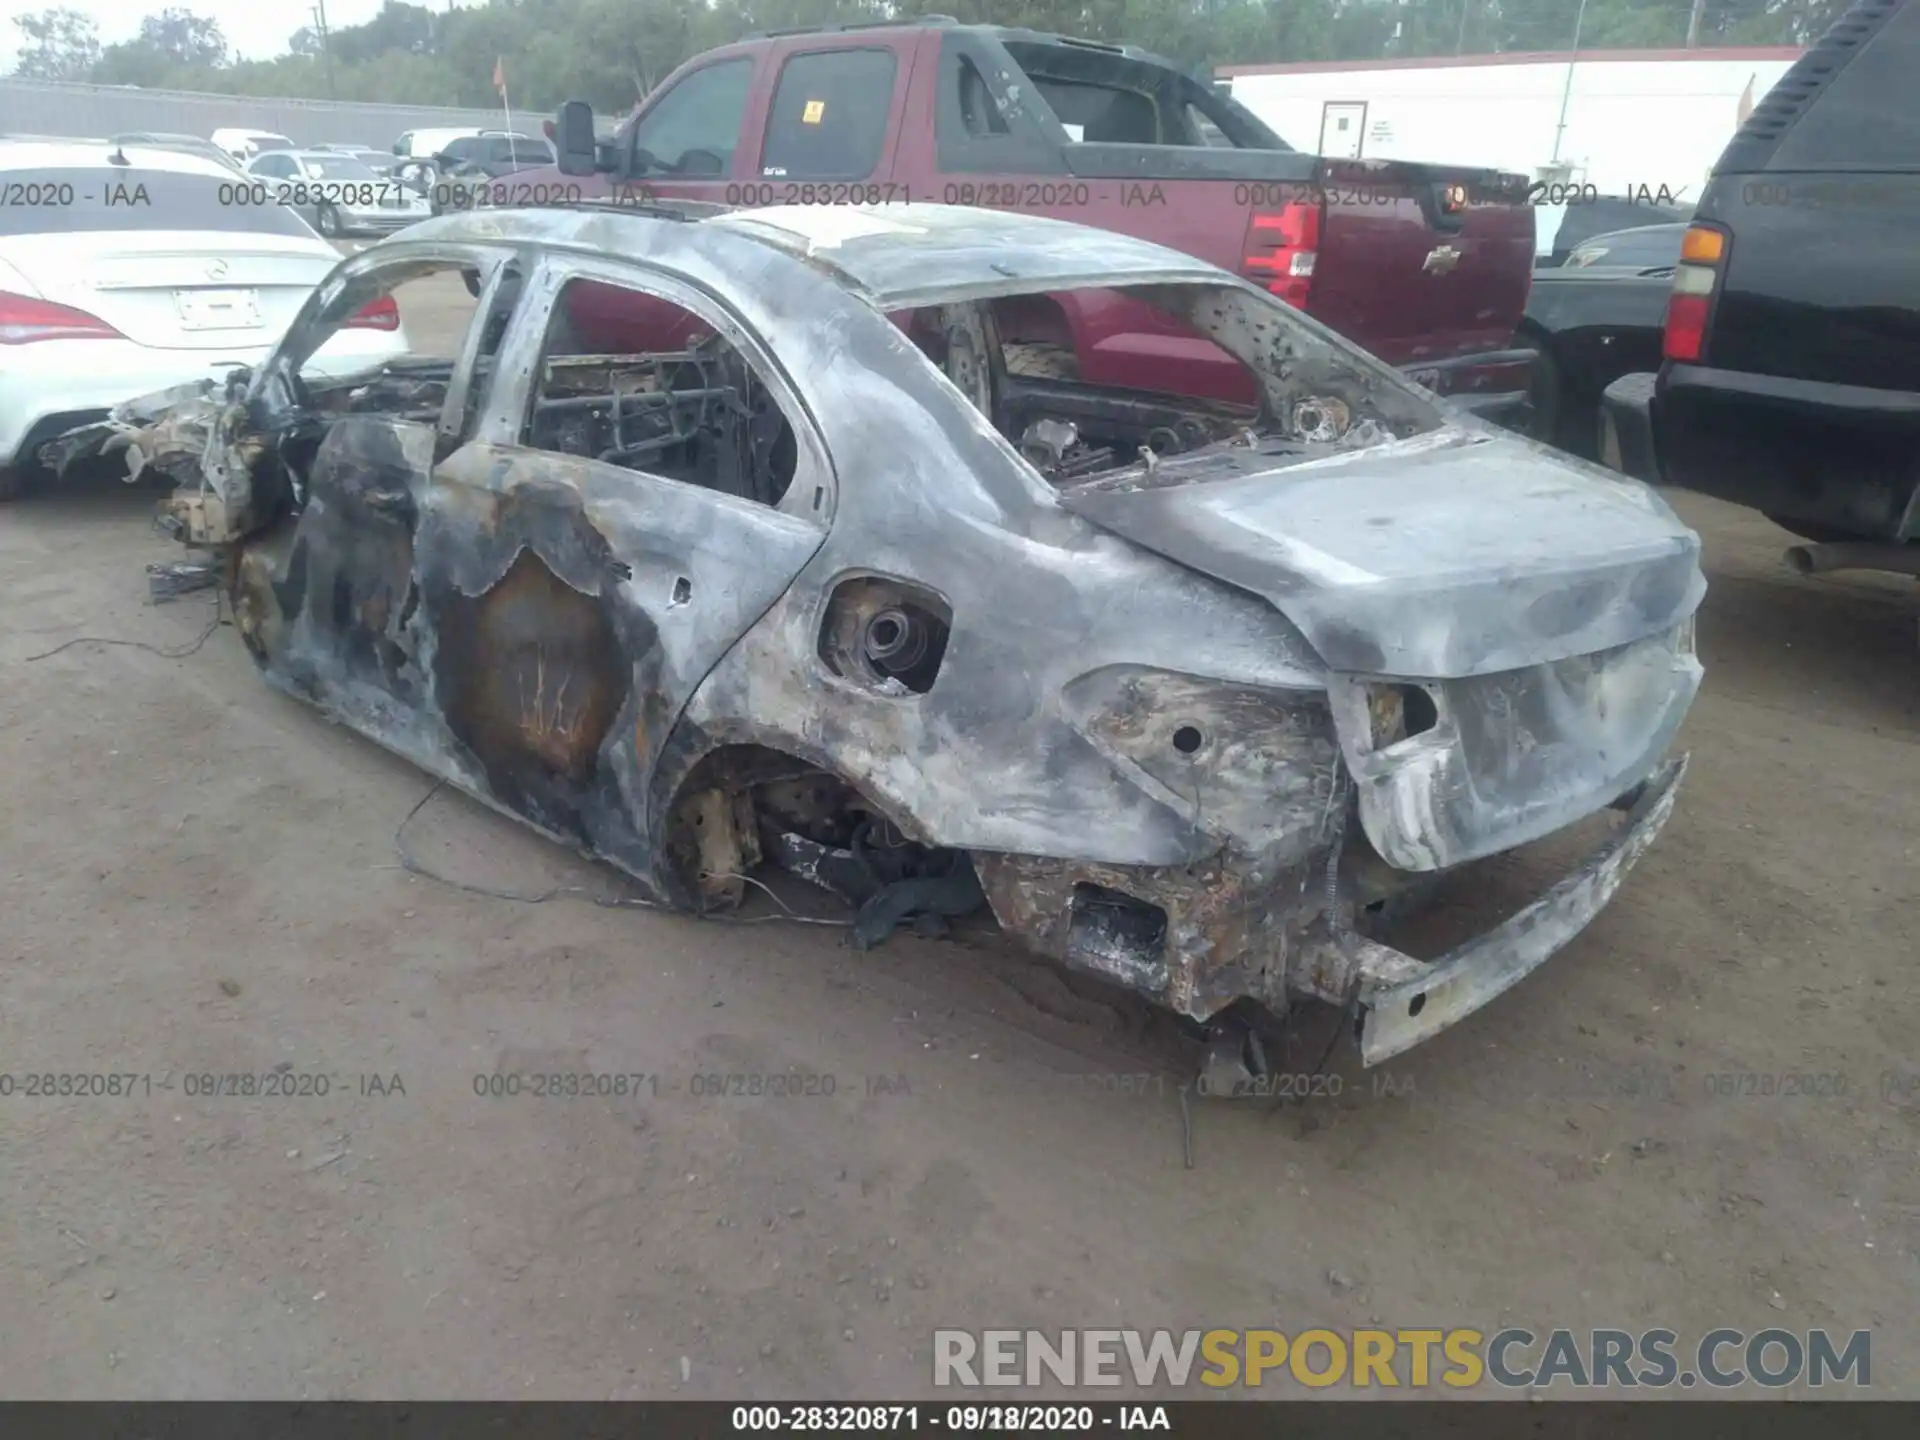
(0, 290), (122, 344)
(344, 294), (400, 331)
(1662, 224), (1728, 363)
(1243, 201), (1321, 309)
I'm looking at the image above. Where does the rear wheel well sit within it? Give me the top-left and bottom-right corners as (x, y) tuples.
(660, 743), (911, 912)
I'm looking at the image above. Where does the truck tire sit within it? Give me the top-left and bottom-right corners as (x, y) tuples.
(1003, 341), (1080, 381)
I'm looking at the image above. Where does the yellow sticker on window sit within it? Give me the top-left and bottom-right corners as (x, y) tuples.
(802, 99), (825, 125)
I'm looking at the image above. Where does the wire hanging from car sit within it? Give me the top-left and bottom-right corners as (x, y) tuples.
(390, 779), (848, 926)
(24, 585), (223, 663)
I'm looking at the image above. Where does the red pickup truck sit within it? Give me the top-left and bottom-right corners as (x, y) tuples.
(518, 19), (1538, 418)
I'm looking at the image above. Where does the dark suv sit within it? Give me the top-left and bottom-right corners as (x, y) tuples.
(1601, 0), (1920, 578)
(438, 132), (554, 175)
(430, 132), (556, 212)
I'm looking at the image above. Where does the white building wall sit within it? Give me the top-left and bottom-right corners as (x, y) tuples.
(1224, 53), (1800, 202)
(0, 77), (511, 151)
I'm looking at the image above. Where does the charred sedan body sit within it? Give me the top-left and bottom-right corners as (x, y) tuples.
(89, 203), (1704, 1066)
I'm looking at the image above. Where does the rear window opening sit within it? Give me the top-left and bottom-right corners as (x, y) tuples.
(896, 280), (1443, 492)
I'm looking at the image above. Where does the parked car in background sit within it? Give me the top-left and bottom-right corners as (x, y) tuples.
(440, 131), (554, 174)
(530, 20), (1541, 427)
(1533, 195), (1692, 267)
(244, 148), (432, 238)
(428, 132), (557, 213)
(311, 143), (400, 173)
(77, 202), (1702, 1069)
(0, 140), (412, 499)
(1601, 0), (1920, 581)
(390, 156), (438, 199)
(1562, 223), (1687, 270)
(211, 127), (296, 164)
(391, 127), (481, 162)
(1518, 224), (1684, 457)
(110, 131), (244, 172)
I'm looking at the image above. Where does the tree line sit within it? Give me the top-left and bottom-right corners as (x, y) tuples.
(9, 0), (1850, 115)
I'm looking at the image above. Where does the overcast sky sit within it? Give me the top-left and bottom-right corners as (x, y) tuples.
(0, 0), (469, 68)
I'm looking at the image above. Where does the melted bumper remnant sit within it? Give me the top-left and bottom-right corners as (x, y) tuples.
(971, 756), (1687, 1064)
(1354, 756), (1686, 1065)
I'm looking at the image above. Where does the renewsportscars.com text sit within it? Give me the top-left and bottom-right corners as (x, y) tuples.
(933, 1327), (1871, 1390)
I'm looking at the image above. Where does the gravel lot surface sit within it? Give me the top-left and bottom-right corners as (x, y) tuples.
(0, 268), (1914, 1398)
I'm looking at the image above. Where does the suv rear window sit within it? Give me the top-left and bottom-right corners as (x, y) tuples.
(761, 48), (896, 179)
(0, 168), (319, 238)
(1768, 0), (1920, 169)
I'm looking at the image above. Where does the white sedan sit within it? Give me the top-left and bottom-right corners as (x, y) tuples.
(0, 139), (413, 498)
(244, 149), (432, 239)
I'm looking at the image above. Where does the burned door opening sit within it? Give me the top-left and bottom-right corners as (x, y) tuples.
(412, 264), (833, 877)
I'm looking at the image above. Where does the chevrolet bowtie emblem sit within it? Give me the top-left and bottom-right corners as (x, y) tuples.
(1423, 244), (1462, 275)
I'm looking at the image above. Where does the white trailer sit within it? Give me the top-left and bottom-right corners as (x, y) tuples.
(1221, 46), (1802, 207)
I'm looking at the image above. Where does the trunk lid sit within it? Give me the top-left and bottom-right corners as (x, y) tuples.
(1056, 427), (1704, 680)
(0, 232), (337, 351)
(1306, 159), (1536, 369)
(1687, 169), (1920, 393)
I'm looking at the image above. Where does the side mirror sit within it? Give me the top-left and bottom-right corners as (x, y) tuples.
(556, 99), (599, 176)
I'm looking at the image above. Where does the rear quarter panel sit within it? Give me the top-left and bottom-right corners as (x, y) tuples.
(1695, 171), (1920, 392)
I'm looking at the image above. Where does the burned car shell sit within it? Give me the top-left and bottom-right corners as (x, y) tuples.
(111, 203), (1704, 1066)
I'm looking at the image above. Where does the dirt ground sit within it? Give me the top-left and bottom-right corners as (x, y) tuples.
(0, 271), (1916, 1400)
